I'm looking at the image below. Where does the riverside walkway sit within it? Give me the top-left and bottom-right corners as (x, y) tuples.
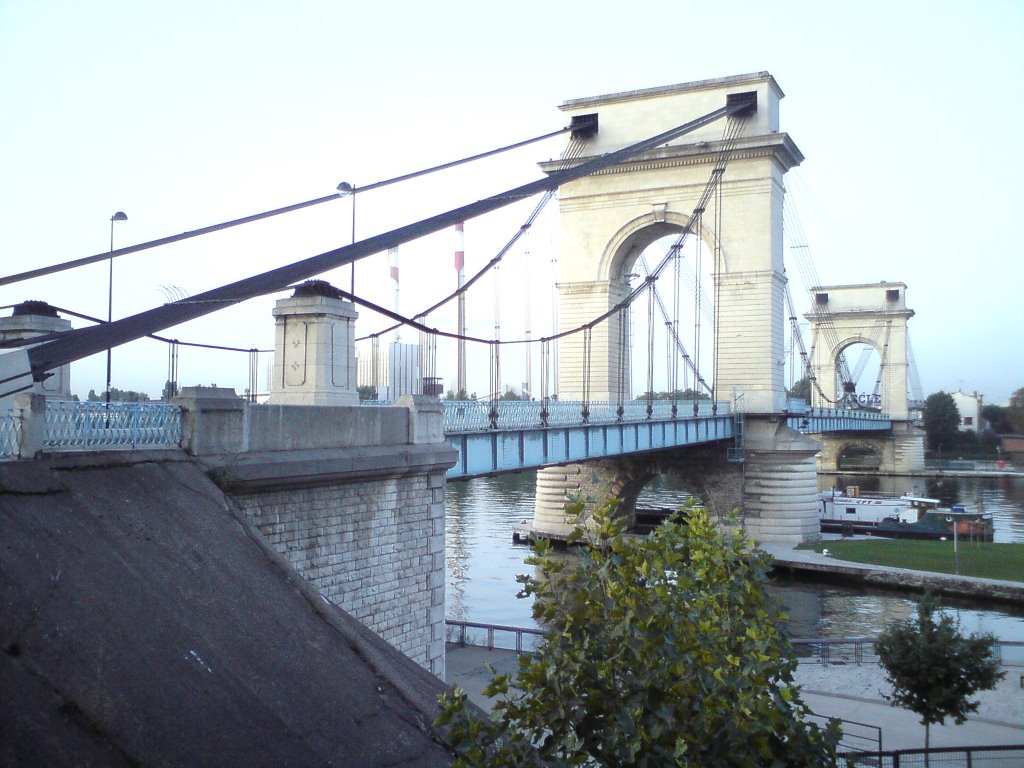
(445, 644), (1024, 752)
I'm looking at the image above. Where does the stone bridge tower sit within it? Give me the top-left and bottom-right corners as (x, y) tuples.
(807, 282), (925, 474)
(534, 73), (822, 543)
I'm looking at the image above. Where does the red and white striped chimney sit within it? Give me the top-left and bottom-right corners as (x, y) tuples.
(455, 222), (466, 396)
(389, 246), (400, 342)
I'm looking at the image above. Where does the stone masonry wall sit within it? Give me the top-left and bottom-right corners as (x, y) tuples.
(232, 469), (447, 677)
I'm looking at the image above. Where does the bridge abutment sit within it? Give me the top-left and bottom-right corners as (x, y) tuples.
(175, 387), (456, 676)
(818, 421), (925, 475)
(740, 418), (821, 543)
(532, 445), (744, 538)
(531, 420), (821, 544)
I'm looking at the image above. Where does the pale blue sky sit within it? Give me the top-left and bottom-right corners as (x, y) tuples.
(1, 0), (1021, 403)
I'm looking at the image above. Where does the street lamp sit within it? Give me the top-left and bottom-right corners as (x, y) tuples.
(336, 181), (355, 294)
(105, 211), (127, 405)
(944, 516), (960, 575)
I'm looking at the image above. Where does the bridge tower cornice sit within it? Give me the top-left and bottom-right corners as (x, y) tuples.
(541, 132), (805, 184)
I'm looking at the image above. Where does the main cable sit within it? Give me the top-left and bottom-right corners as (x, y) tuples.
(0, 125), (573, 288)
(17, 98), (753, 390)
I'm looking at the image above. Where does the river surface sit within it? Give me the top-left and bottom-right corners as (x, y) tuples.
(445, 469), (1024, 642)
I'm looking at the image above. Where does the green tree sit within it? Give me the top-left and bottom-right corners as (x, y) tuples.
(357, 384), (378, 401)
(86, 387), (150, 402)
(922, 391), (960, 453)
(981, 404), (1010, 434)
(787, 376), (812, 402)
(635, 388), (710, 401)
(876, 594), (1004, 755)
(1009, 387), (1024, 434)
(437, 502), (839, 767)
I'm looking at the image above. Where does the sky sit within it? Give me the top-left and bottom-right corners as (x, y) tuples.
(1, 0), (1022, 404)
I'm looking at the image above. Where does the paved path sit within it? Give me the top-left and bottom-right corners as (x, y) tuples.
(445, 645), (1024, 752)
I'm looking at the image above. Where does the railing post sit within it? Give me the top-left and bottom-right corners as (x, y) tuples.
(16, 393), (45, 459)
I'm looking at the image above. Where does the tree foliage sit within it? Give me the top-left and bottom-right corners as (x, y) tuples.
(876, 594), (1004, 752)
(635, 388), (710, 401)
(86, 387), (150, 402)
(357, 384), (378, 401)
(922, 392), (961, 453)
(981, 404), (1011, 434)
(437, 502), (839, 767)
(1009, 387), (1024, 434)
(787, 376), (812, 402)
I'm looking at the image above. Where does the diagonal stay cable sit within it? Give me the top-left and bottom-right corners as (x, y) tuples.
(13, 99), (752, 389)
(360, 134), (590, 341)
(0, 126), (573, 288)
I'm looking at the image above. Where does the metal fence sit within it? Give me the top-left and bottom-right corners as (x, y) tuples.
(445, 619), (545, 653)
(440, 399), (728, 433)
(446, 624), (1024, 670)
(0, 408), (21, 459)
(793, 638), (1024, 669)
(44, 400), (182, 450)
(840, 744), (1024, 767)
(807, 713), (882, 754)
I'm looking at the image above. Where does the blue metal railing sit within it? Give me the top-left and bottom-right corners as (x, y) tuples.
(44, 400), (182, 450)
(440, 399), (727, 433)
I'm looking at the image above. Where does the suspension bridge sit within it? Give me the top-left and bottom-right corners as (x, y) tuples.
(1, 72), (924, 545)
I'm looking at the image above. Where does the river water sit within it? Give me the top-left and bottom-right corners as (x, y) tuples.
(445, 469), (1024, 642)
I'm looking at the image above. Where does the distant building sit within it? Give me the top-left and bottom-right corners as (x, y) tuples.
(358, 341), (420, 400)
(950, 390), (983, 432)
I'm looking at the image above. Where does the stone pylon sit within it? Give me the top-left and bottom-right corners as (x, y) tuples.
(269, 281), (358, 406)
(0, 301), (72, 409)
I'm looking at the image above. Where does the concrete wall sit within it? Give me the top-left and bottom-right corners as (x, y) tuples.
(175, 388), (455, 676)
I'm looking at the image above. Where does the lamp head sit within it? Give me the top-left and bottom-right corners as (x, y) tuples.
(336, 182), (354, 197)
(111, 211), (127, 222)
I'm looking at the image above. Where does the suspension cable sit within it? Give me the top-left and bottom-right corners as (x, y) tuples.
(359, 133), (591, 341)
(18, 99), (755, 390)
(0, 125), (574, 289)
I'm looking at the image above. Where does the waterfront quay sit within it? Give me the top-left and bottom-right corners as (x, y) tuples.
(445, 641), (1024, 753)
(761, 540), (1024, 606)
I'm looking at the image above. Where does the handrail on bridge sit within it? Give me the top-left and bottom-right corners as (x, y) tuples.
(438, 399), (729, 433)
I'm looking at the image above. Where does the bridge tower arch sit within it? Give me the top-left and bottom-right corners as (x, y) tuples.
(806, 281), (925, 474)
(544, 72), (803, 412)
(534, 73), (824, 544)
(806, 282), (914, 420)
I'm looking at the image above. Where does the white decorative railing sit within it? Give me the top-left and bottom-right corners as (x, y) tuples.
(44, 400), (182, 450)
(0, 409), (21, 459)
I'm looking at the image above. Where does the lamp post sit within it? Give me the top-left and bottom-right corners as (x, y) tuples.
(336, 182), (355, 294)
(945, 516), (960, 575)
(105, 211), (127, 405)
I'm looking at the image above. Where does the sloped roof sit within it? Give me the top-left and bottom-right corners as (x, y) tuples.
(0, 456), (453, 767)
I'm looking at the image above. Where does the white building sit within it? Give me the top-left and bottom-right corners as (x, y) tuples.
(357, 341), (420, 401)
(950, 390), (983, 432)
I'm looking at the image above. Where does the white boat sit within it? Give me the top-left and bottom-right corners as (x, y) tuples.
(818, 487), (931, 534)
(819, 488), (994, 540)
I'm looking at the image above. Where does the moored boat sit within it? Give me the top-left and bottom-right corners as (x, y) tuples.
(819, 488), (994, 541)
(819, 487), (919, 535)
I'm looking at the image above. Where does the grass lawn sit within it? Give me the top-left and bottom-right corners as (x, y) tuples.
(797, 539), (1024, 582)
